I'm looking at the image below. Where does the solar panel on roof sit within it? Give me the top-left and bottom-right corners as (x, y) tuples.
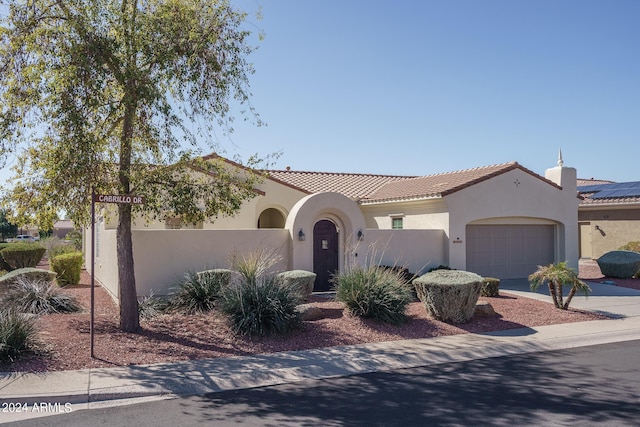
(588, 181), (640, 199)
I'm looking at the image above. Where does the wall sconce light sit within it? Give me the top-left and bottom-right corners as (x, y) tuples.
(357, 229), (364, 241)
(298, 229), (305, 241)
(594, 225), (601, 231)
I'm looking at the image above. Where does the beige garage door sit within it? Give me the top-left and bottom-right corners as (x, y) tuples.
(466, 225), (555, 279)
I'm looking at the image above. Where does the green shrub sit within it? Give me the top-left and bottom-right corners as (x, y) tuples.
(50, 252), (83, 286)
(0, 243), (46, 269)
(276, 270), (316, 303)
(619, 242), (640, 253)
(220, 276), (302, 337)
(481, 277), (500, 297)
(0, 268), (57, 287)
(168, 270), (227, 314)
(65, 229), (83, 250)
(413, 270), (484, 324)
(596, 251), (640, 279)
(335, 266), (412, 325)
(0, 243), (12, 271)
(0, 308), (38, 363)
(2, 276), (82, 314)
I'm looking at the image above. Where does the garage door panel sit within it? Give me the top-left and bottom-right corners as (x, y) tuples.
(466, 225), (555, 279)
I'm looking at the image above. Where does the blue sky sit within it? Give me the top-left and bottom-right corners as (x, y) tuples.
(223, 0), (639, 182)
(0, 0), (637, 184)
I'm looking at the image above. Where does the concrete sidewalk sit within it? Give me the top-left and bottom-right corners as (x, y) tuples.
(2, 280), (640, 423)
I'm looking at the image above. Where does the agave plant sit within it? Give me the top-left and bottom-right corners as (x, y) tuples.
(529, 262), (591, 310)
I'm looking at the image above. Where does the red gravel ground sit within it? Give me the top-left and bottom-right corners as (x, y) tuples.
(2, 261), (618, 373)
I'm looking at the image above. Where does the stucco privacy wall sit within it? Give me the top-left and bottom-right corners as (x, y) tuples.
(362, 229), (446, 274)
(131, 229), (290, 296)
(445, 166), (579, 271)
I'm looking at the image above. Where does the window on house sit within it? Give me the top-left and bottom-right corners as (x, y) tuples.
(392, 217), (403, 229)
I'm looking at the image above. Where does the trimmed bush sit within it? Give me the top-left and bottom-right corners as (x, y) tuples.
(0, 243), (46, 270)
(0, 243), (12, 271)
(50, 252), (83, 286)
(2, 276), (82, 314)
(220, 276), (302, 337)
(168, 270), (227, 314)
(619, 242), (640, 253)
(334, 266), (412, 325)
(277, 270), (316, 302)
(481, 277), (500, 297)
(0, 308), (38, 363)
(0, 268), (57, 290)
(597, 251), (640, 279)
(413, 270), (484, 324)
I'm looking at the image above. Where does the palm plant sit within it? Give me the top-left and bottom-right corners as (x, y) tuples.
(528, 262), (591, 310)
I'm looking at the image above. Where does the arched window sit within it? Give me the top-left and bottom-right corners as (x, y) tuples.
(257, 208), (286, 229)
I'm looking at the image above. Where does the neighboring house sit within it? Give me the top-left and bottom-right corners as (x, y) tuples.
(578, 180), (640, 259)
(85, 155), (579, 299)
(53, 219), (76, 239)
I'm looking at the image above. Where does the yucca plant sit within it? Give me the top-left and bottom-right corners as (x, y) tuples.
(334, 265), (412, 324)
(0, 308), (38, 363)
(220, 276), (302, 337)
(529, 262), (591, 310)
(2, 276), (82, 315)
(167, 270), (224, 314)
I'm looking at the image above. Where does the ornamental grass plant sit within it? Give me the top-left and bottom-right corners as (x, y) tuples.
(334, 265), (412, 325)
(167, 270), (224, 314)
(2, 276), (82, 315)
(220, 275), (302, 337)
(0, 308), (38, 363)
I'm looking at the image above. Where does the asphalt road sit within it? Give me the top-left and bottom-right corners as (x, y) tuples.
(5, 340), (640, 426)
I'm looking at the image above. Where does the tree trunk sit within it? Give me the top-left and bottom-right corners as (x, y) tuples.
(563, 286), (577, 310)
(548, 282), (560, 309)
(117, 84), (139, 332)
(117, 203), (139, 332)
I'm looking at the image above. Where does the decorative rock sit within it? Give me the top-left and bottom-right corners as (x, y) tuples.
(474, 301), (496, 317)
(597, 251), (640, 279)
(295, 304), (324, 321)
(413, 270), (484, 324)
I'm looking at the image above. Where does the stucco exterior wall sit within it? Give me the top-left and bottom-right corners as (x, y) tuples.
(131, 229), (290, 296)
(360, 199), (449, 231)
(578, 207), (640, 258)
(84, 217), (119, 302)
(363, 229), (446, 274)
(445, 167), (579, 271)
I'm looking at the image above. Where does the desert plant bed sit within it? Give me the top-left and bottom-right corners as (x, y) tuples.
(0, 266), (610, 373)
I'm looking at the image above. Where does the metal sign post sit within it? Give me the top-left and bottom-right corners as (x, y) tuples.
(90, 192), (145, 359)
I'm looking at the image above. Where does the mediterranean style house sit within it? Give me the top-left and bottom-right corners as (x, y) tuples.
(85, 154), (579, 299)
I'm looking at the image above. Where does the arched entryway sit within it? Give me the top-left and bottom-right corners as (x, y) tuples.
(313, 219), (339, 291)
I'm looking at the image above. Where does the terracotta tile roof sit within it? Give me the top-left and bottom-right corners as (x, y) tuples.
(362, 162), (558, 204)
(267, 170), (413, 200)
(269, 162), (560, 204)
(577, 178), (615, 187)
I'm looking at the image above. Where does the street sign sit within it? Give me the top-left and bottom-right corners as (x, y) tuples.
(92, 194), (145, 204)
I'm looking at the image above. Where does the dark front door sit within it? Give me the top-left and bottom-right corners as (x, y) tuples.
(313, 220), (339, 292)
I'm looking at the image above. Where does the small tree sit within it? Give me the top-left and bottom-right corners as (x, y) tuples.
(0, 0), (269, 332)
(529, 262), (591, 310)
